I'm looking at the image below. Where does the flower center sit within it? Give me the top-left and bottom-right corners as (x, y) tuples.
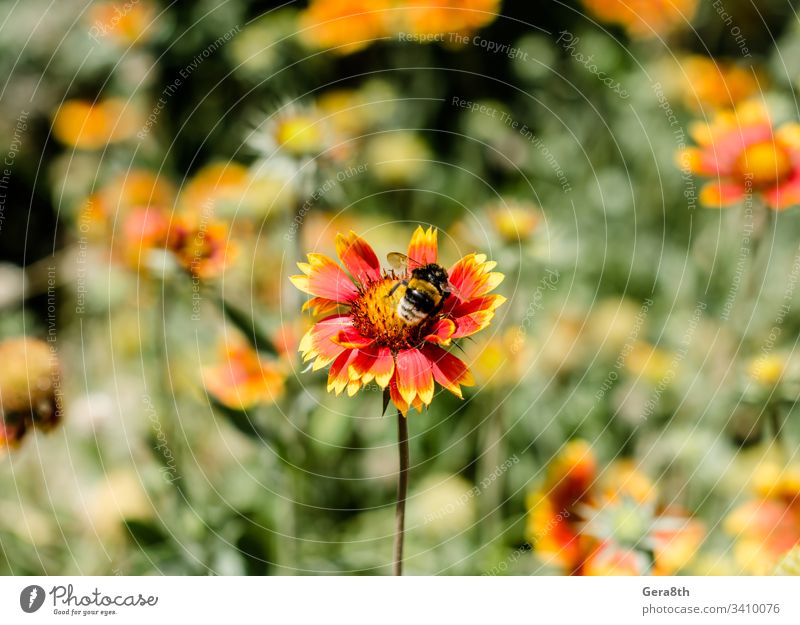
(735, 140), (793, 188)
(275, 116), (323, 155)
(350, 276), (436, 350)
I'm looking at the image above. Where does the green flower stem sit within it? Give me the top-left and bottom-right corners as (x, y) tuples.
(393, 410), (409, 576)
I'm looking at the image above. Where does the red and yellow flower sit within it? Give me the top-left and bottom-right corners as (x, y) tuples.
(580, 0), (697, 38)
(167, 216), (234, 280)
(679, 102), (800, 210)
(725, 462), (800, 574)
(527, 440), (704, 575)
(291, 227), (505, 414)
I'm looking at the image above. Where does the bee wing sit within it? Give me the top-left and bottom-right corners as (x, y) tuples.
(387, 252), (410, 271)
(445, 279), (465, 300)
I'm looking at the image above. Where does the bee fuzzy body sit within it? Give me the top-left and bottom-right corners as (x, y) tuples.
(394, 264), (450, 326)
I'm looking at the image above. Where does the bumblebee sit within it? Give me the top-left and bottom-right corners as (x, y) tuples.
(387, 253), (454, 325)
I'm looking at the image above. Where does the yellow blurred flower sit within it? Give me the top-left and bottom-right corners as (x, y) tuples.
(366, 132), (431, 185)
(87, 470), (152, 539)
(747, 354), (786, 387)
(203, 340), (285, 411)
(580, 0), (696, 39)
(299, 0), (392, 55)
(487, 200), (540, 244)
(53, 98), (141, 150)
(0, 338), (62, 450)
(586, 297), (647, 355)
(471, 328), (531, 388)
(409, 473), (476, 539)
(625, 341), (674, 385)
(680, 55), (761, 112)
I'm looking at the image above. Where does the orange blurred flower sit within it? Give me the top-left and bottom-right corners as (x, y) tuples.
(527, 441), (704, 575)
(679, 102), (800, 210)
(203, 340), (285, 410)
(725, 462), (800, 574)
(580, 0), (696, 38)
(53, 99), (140, 149)
(680, 56), (761, 112)
(87, 0), (158, 46)
(178, 162), (250, 215)
(291, 227), (505, 414)
(168, 216), (234, 280)
(0, 338), (62, 451)
(299, 0), (392, 55)
(398, 0), (501, 37)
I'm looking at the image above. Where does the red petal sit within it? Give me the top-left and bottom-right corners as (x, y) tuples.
(350, 346), (395, 388)
(395, 348), (434, 405)
(389, 376), (410, 415)
(327, 348), (359, 395)
(407, 226), (438, 265)
(451, 311), (494, 339)
(423, 318), (456, 345)
(448, 254), (504, 300)
(332, 326), (375, 348)
(449, 294), (506, 317)
(298, 314), (350, 368)
(699, 181), (745, 207)
(422, 343), (473, 399)
(764, 172), (800, 210)
(336, 231), (382, 285)
(301, 297), (340, 316)
(290, 253), (359, 303)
